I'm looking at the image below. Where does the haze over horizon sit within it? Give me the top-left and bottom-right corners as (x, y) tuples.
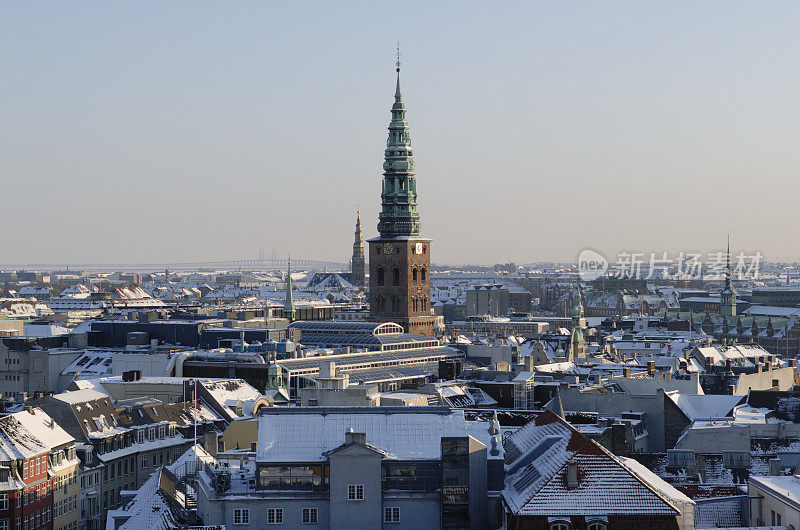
(2, 2), (799, 265)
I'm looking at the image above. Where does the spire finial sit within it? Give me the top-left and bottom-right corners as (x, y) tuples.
(726, 234), (731, 282)
(396, 41), (401, 73)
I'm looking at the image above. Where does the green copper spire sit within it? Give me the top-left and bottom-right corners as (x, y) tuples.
(378, 45), (421, 238)
(283, 258), (295, 320)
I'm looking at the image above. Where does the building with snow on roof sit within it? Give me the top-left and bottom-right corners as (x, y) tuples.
(196, 406), (504, 529)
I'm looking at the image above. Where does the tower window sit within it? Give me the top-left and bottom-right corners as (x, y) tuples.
(392, 296), (400, 313)
(377, 296), (386, 312)
(393, 267), (400, 286)
(377, 266), (385, 286)
(421, 268), (426, 281)
(412, 268), (418, 283)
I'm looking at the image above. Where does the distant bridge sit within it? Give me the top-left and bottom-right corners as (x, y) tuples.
(1, 258), (349, 273)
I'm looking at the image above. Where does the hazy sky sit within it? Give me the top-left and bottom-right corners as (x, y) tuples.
(2, 2), (799, 266)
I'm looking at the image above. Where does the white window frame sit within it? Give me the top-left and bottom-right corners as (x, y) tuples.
(267, 508), (283, 524)
(137, 430), (144, 444)
(233, 508), (249, 525)
(0, 494), (7, 510)
(347, 484), (364, 501)
(550, 521), (570, 530)
(587, 522), (607, 530)
(302, 507), (318, 524)
(384, 506), (400, 523)
(0, 518), (8, 530)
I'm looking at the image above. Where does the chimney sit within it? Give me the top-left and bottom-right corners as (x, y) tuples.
(204, 431), (219, 457)
(320, 361), (336, 379)
(344, 429), (366, 446)
(725, 359), (733, 373)
(623, 367), (631, 378)
(728, 384), (736, 395)
(757, 363), (763, 373)
(566, 460), (579, 488)
(790, 358), (797, 368)
(647, 361), (656, 376)
(769, 457), (782, 476)
(525, 355), (534, 372)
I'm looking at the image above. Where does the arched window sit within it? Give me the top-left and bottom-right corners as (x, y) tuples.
(377, 266), (385, 286)
(412, 297), (418, 312)
(391, 296), (400, 313)
(549, 522), (570, 530)
(376, 296), (385, 312)
(587, 521), (606, 530)
(421, 268), (426, 281)
(412, 268), (418, 283)
(393, 267), (400, 286)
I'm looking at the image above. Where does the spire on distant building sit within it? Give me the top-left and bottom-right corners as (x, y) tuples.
(283, 258), (295, 321)
(570, 283), (586, 359)
(720, 235), (737, 318)
(350, 208), (366, 287)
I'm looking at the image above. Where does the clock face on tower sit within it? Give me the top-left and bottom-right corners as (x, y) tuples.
(383, 243), (393, 254)
(414, 242), (423, 255)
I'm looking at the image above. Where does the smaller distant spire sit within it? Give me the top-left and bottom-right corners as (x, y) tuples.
(283, 258), (295, 320)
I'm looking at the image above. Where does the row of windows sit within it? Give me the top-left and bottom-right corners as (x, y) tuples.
(374, 295), (429, 313)
(549, 521), (606, 530)
(21, 456), (47, 480)
(232, 507), (323, 525)
(54, 495), (77, 518)
(375, 266), (426, 286)
(1, 505), (52, 530)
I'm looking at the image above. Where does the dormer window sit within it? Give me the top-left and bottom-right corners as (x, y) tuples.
(158, 425), (165, 439)
(148, 428), (155, 442)
(137, 430), (144, 444)
(169, 425), (176, 438)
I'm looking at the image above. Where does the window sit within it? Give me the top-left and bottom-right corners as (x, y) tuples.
(587, 522), (607, 530)
(393, 267), (400, 286)
(267, 508), (283, 524)
(158, 425), (165, 439)
(0, 494), (7, 510)
(137, 430), (144, 444)
(347, 484), (364, 501)
(233, 509), (249, 525)
(384, 507), (400, 523)
(0, 520), (7, 530)
(377, 267), (385, 286)
(421, 267), (426, 281)
(141, 455), (148, 469)
(148, 428), (155, 441)
(550, 522), (570, 530)
(412, 268), (418, 283)
(302, 508), (318, 524)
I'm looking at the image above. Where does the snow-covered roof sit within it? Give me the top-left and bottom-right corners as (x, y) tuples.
(256, 408), (498, 463)
(107, 467), (183, 530)
(53, 389), (111, 405)
(667, 393), (743, 420)
(502, 410), (681, 516)
(10, 408), (74, 451)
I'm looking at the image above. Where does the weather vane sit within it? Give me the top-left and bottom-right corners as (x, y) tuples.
(396, 42), (401, 72)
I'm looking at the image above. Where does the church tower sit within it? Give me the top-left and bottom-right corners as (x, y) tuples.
(282, 259), (296, 321)
(570, 284), (586, 359)
(368, 52), (436, 336)
(720, 236), (737, 318)
(350, 209), (366, 287)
